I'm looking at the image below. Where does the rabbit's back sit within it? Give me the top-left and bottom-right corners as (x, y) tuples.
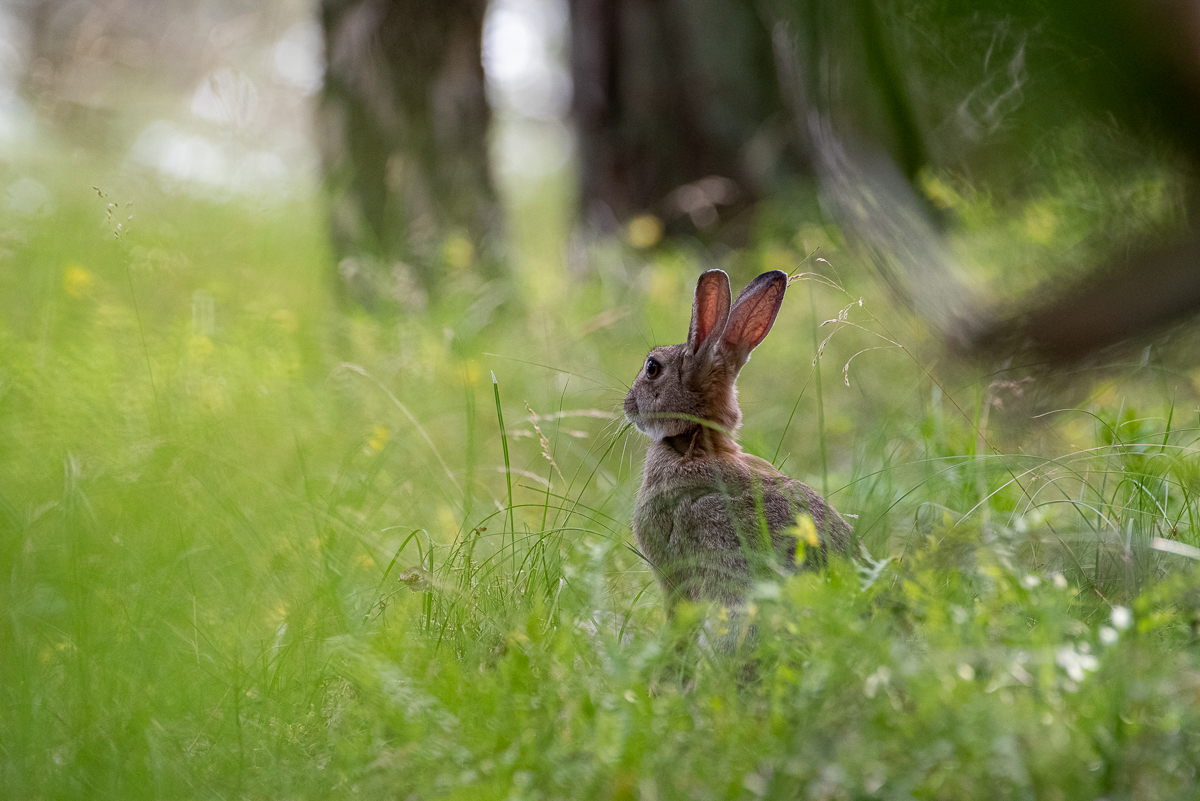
(633, 449), (851, 605)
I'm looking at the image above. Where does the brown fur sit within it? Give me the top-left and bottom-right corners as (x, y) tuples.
(625, 270), (853, 611)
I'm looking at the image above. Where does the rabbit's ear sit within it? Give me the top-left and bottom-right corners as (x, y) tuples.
(688, 270), (732, 357)
(722, 271), (787, 368)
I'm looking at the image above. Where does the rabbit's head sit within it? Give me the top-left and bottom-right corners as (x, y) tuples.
(624, 269), (787, 442)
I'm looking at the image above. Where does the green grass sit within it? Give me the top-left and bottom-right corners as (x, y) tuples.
(5, 158), (1200, 800)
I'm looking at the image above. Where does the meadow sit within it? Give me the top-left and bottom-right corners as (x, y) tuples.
(4, 150), (1200, 800)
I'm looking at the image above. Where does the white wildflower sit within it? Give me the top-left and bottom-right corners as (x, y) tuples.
(743, 772), (769, 797)
(1111, 605), (1132, 630)
(864, 666), (891, 698)
(1056, 645), (1099, 682)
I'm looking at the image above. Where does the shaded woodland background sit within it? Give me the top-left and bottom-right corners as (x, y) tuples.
(7, 0), (1200, 360)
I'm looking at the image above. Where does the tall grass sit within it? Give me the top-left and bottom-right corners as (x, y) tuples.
(4, 162), (1200, 799)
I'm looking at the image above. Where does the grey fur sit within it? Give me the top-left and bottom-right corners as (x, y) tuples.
(625, 269), (853, 611)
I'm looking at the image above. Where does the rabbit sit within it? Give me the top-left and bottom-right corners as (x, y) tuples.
(624, 269), (854, 613)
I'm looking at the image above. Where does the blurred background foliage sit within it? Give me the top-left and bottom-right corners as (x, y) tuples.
(4, 0), (1200, 798)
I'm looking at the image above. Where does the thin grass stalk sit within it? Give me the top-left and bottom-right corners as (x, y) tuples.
(772, 372), (810, 466)
(124, 261), (162, 427)
(809, 281), (828, 497)
(464, 374), (477, 524)
(975, 381), (993, 524)
(493, 371), (515, 574)
(426, 539), (435, 630)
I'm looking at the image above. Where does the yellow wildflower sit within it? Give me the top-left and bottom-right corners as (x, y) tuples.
(188, 335), (214, 360)
(627, 214), (663, 249)
(63, 264), (93, 298)
(442, 235), (475, 272)
(367, 425), (389, 452)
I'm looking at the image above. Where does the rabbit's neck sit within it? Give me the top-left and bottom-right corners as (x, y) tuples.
(661, 425), (740, 459)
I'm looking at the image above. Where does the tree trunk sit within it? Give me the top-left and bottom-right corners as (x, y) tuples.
(568, 0), (807, 239)
(319, 0), (496, 312)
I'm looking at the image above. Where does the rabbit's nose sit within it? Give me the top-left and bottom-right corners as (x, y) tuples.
(624, 394), (638, 417)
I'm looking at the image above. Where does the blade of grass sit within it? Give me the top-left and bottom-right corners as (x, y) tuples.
(772, 370), (811, 467)
(493, 371), (515, 575)
(810, 281), (828, 496)
(464, 373), (478, 525)
(124, 258), (161, 427)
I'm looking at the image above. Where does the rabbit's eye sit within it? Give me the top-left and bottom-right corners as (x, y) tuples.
(645, 357), (662, 378)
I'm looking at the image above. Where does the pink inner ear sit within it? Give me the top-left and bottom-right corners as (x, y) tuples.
(725, 278), (784, 351)
(695, 281), (721, 346)
(691, 271), (731, 351)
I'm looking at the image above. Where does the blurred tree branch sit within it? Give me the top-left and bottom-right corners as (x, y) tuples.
(773, 0), (1200, 364)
